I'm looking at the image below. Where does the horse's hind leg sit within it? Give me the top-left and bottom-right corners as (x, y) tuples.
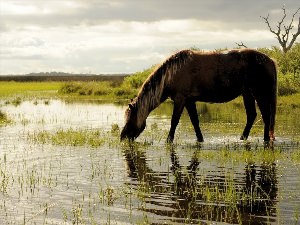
(240, 92), (257, 140)
(256, 97), (271, 142)
(185, 101), (204, 142)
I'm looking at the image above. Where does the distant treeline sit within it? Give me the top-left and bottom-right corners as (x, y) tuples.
(0, 72), (127, 84)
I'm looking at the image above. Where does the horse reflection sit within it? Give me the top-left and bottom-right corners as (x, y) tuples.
(122, 144), (278, 224)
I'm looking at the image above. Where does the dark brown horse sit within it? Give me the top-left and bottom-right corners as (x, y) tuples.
(121, 49), (277, 142)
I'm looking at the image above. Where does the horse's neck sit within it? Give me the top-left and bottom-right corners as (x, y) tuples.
(136, 80), (165, 126)
(136, 93), (162, 124)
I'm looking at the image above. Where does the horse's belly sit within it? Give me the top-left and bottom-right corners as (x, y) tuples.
(198, 92), (241, 103)
(190, 85), (242, 103)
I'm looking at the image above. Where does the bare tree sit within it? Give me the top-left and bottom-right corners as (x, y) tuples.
(262, 6), (300, 53)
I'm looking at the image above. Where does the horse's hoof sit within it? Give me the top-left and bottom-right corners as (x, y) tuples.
(197, 138), (204, 142)
(263, 141), (272, 149)
(240, 135), (247, 141)
(166, 137), (174, 144)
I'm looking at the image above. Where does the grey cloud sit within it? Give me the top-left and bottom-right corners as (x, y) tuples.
(1, 0), (299, 30)
(0, 0), (299, 74)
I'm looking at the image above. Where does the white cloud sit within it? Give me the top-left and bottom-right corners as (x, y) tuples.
(0, 18), (277, 74)
(0, 0), (297, 74)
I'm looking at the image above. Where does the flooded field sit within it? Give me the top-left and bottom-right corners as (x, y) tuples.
(0, 99), (299, 224)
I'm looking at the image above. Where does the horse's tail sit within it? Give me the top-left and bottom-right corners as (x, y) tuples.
(269, 59), (277, 140)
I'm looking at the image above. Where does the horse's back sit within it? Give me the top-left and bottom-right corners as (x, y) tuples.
(166, 49), (276, 103)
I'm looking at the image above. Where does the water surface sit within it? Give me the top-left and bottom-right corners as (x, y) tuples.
(0, 99), (299, 224)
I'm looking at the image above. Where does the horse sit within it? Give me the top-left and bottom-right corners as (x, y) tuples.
(120, 49), (277, 143)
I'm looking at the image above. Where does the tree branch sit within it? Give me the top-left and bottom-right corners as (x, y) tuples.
(236, 41), (248, 48)
(261, 14), (277, 35)
(262, 6), (300, 53)
(286, 8), (300, 51)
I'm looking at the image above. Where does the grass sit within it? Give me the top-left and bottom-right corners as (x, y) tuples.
(30, 124), (121, 147)
(0, 81), (61, 98)
(58, 81), (136, 99)
(1, 119), (299, 224)
(31, 128), (107, 147)
(30, 126), (300, 165)
(0, 110), (10, 125)
(277, 92), (300, 107)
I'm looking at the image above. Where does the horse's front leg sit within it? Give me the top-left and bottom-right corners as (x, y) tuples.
(167, 97), (185, 143)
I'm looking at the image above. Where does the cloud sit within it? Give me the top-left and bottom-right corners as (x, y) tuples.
(0, 19), (277, 74)
(0, 0), (299, 74)
(2, 0), (299, 29)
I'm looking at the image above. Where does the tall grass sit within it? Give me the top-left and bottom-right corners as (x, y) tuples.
(59, 81), (113, 96)
(0, 81), (61, 97)
(57, 66), (155, 99)
(31, 128), (106, 147)
(0, 110), (10, 125)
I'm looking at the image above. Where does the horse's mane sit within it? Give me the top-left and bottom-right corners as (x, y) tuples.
(134, 50), (193, 125)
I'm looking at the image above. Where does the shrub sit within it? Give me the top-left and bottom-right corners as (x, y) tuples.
(92, 82), (112, 96)
(113, 87), (135, 98)
(278, 72), (299, 96)
(122, 66), (155, 89)
(94, 89), (109, 96)
(59, 82), (81, 94)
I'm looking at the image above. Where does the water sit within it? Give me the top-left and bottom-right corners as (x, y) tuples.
(0, 99), (299, 224)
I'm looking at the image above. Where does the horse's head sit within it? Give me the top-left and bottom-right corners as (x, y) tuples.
(120, 102), (146, 141)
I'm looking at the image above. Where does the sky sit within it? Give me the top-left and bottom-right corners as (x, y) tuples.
(0, 0), (299, 75)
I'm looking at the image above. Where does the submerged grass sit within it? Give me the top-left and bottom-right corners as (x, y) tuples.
(195, 147), (284, 164)
(2, 123), (299, 224)
(30, 125), (300, 165)
(0, 110), (10, 125)
(31, 129), (107, 147)
(30, 125), (121, 148)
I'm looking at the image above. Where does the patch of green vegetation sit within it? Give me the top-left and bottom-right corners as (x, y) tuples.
(278, 93), (300, 109)
(31, 128), (106, 147)
(0, 81), (61, 98)
(193, 148), (281, 164)
(0, 110), (10, 125)
(57, 67), (155, 99)
(277, 72), (300, 96)
(31, 124), (121, 148)
(59, 81), (113, 96)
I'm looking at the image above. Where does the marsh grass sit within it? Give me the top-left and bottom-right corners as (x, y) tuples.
(31, 129), (107, 147)
(31, 125), (299, 165)
(0, 81), (61, 98)
(1, 95), (299, 224)
(59, 81), (113, 96)
(0, 110), (10, 125)
(2, 127), (300, 224)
